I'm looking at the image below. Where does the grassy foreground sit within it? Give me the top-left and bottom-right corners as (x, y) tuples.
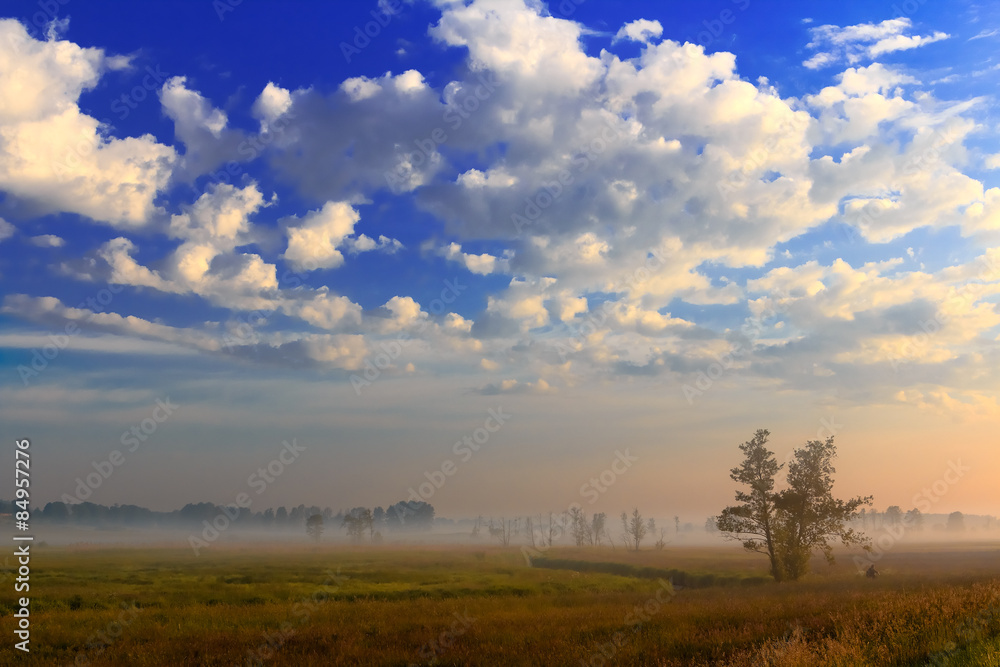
(1, 541), (999, 665)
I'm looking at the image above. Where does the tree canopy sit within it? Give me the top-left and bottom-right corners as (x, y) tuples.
(717, 429), (872, 581)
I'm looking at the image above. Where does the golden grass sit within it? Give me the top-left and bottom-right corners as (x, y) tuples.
(1, 541), (998, 665)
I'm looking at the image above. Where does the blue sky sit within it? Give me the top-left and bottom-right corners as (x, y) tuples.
(1, 0), (998, 518)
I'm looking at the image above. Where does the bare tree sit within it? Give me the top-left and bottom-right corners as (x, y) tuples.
(591, 512), (607, 547)
(654, 527), (668, 550)
(621, 508), (648, 551)
(524, 516), (536, 548)
(569, 507), (591, 546)
(488, 517), (518, 546)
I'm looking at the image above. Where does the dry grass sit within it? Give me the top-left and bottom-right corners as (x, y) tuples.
(1, 541), (998, 665)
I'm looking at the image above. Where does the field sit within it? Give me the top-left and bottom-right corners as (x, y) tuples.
(3, 540), (1000, 666)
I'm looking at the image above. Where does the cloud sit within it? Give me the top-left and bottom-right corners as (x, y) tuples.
(0, 218), (14, 242)
(1, 294), (222, 353)
(473, 377), (554, 395)
(161, 76), (227, 137)
(283, 293), (363, 331)
(0, 293), (376, 371)
(429, 0), (602, 94)
(346, 234), (403, 254)
(27, 234), (65, 247)
(252, 82), (293, 132)
(614, 19), (663, 44)
(282, 201), (361, 271)
(2, 0), (999, 411)
(159, 76), (246, 179)
(804, 18), (949, 69)
(868, 31), (949, 57)
(968, 28), (999, 41)
(437, 242), (509, 275)
(0, 19), (176, 227)
(68, 183), (282, 311)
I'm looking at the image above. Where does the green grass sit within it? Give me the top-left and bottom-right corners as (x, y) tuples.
(1, 541), (999, 665)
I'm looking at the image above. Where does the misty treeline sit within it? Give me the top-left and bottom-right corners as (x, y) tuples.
(469, 508), (692, 551)
(338, 502), (436, 543)
(0, 499), (436, 533)
(853, 507), (988, 534)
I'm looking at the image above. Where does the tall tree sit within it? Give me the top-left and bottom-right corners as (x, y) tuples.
(306, 513), (324, 542)
(905, 508), (924, 531)
(717, 430), (872, 581)
(342, 507), (373, 542)
(773, 437), (872, 580)
(569, 507), (591, 546)
(716, 429), (786, 580)
(884, 505), (903, 526)
(591, 512), (607, 547)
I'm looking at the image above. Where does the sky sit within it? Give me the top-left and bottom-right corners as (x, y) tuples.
(0, 0), (998, 521)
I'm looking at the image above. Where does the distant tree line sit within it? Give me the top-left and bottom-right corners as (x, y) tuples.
(340, 501), (435, 543)
(0, 499), (435, 533)
(471, 509), (694, 551)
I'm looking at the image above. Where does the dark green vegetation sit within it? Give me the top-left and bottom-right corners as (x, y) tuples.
(1, 542), (999, 665)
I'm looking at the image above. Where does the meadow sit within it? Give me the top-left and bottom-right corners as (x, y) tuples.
(2, 540), (999, 666)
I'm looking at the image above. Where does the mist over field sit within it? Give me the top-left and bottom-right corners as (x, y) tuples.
(1, 0), (999, 664)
